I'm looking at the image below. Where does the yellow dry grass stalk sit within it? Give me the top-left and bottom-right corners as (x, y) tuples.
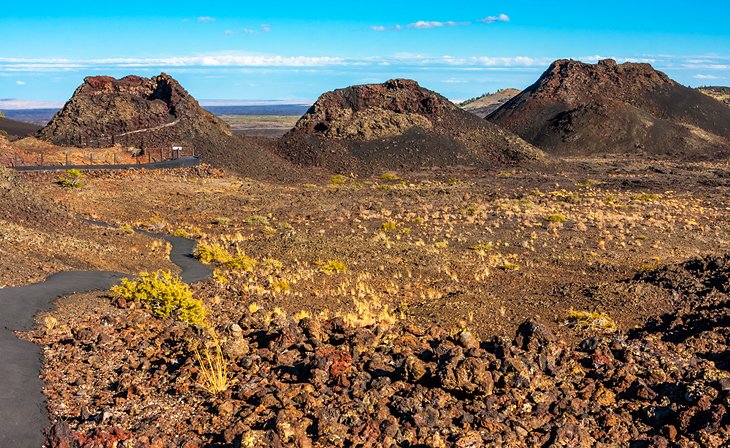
(340, 297), (398, 327)
(193, 335), (232, 395)
(566, 309), (617, 333)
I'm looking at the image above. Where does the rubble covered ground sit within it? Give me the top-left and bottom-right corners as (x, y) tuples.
(1, 157), (728, 446)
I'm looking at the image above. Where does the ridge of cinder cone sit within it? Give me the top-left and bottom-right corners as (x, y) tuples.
(487, 59), (730, 159)
(277, 78), (544, 175)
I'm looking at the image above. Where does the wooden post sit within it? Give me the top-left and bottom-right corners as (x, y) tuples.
(113, 153), (118, 165)
(65, 152), (69, 166)
(148, 151), (151, 164)
(89, 153), (93, 165)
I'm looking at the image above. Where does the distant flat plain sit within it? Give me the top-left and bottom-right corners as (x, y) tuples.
(1, 104), (311, 138)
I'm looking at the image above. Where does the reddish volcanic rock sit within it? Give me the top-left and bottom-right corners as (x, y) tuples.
(488, 59), (730, 158)
(277, 79), (543, 175)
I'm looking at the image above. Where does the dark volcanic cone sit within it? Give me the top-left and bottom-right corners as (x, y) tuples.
(488, 59), (730, 158)
(37, 73), (297, 179)
(277, 79), (543, 175)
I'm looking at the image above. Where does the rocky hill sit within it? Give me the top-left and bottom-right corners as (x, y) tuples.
(36, 74), (298, 179)
(277, 79), (543, 175)
(460, 88), (521, 118)
(488, 59), (730, 158)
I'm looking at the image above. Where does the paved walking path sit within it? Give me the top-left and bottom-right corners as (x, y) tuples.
(0, 224), (211, 447)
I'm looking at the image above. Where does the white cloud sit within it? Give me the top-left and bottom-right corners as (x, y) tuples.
(373, 14), (509, 31)
(408, 21), (470, 30)
(197, 16), (216, 23)
(480, 14), (510, 24)
(261, 24), (271, 32)
(693, 74), (722, 80)
(0, 54), (727, 74)
(0, 99), (65, 109)
(15, 80), (26, 85)
(224, 30), (239, 35)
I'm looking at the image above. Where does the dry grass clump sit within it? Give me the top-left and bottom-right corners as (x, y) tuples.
(631, 193), (661, 202)
(320, 260), (347, 274)
(380, 172), (401, 181)
(340, 297), (398, 327)
(544, 213), (568, 223)
(192, 335), (232, 395)
(194, 242), (233, 265)
(330, 174), (349, 185)
(172, 228), (192, 238)
(224, 253), (257, 272)
(110, 270), (207, 326)
(565, 309), (617, 333)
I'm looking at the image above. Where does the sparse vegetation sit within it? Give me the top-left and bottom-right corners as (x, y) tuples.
(320, 260), (347, 274)
(544, 213), (567, 223)
(172, 228), (192, 238)
(223, 253), (257, 272)
(565, 309), (617, 333)
(330, 174), (349, 185)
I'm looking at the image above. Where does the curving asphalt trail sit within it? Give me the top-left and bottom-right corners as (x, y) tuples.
(0, 225), (211, 447)
(11, 156), (201, 172)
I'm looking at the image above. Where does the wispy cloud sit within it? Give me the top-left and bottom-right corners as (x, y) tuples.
(15, 80), (26, 85)
(693, 74), (722, 79)
(0, 54), (727, 74)
(373, 14), (509, 31)
(197, 16), (216, 23)
(226, 25), (270, 35)
(480, 14), (510, 24)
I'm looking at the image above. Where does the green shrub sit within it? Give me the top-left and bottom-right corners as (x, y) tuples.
(57, 169), (85, 189)
(110, 271), (206, 326)
(0, 130), (7, 138)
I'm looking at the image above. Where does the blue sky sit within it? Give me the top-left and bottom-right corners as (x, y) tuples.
(1, 0), (729, 106)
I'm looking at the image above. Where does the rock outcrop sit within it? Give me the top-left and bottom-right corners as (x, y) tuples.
(38, 73), (232, 150)
(278, 79), (543, 174)
(488, 59), (730, 158)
